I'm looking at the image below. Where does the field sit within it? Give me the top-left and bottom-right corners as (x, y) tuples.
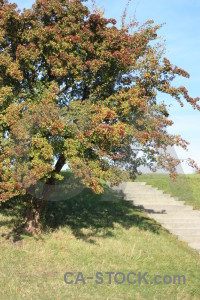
(0, 173), (200, 299)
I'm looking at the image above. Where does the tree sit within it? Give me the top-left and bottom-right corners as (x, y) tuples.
(0, 0), (199, 233)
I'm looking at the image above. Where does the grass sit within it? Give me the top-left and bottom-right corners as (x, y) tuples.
(0, 173), (200, 299)
(135, 173), (200, 210)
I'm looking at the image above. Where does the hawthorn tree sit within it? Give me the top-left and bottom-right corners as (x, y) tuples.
(0, 0), (199, 233)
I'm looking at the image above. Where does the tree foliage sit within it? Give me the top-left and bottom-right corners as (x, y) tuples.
(0, 0), (199, 220)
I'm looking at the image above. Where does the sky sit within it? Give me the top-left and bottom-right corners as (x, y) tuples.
(10, 0), (200, 173)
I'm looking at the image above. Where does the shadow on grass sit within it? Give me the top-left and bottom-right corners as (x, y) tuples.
(0, 180), (163, 243)
(43, 184), (162, 243)
(0, 202), (28, 243)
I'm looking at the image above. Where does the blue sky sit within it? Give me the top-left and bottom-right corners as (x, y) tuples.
(11, 0), (200, 173)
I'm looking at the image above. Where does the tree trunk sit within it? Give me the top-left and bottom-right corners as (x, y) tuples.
(23, 195), (46, 234)
(23, 154), (66, 234)
(23, 205), (40, 234)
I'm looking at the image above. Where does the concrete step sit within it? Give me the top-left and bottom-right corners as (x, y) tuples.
(123, 190), (164, 195)
(119, 185), (159, 189)
(176, 232), (200, 237)
(113, 184), (156, 191)
(134, 204), (193, 212)
(128, 200), (185, 206)
(126, 197), (185, 203)
(125, 194), (173, 200)
(115, 187), (158, 193)
(122, 184), (157, 188)
(125, 193), (181, 199)
(170, 228), (200, 235)
(114, 182), (146, 188)
(123, 182), (146, 185)
(116, 188), (182, 202)
(147, 211), (200, 218)
(163, 223), (200, 229)
(188, 243), (200, 251)
(152, 217), (200, 225)
(178, 236), (200, 243)
(160, 219), (200, 225)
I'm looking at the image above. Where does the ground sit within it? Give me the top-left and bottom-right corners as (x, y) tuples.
(0, 173), (200, 299)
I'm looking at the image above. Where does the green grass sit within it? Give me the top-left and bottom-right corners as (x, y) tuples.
(135, 173), (200, 210)
(0, 173), (200, 299)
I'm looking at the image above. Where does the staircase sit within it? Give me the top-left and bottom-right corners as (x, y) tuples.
(112, 182), (200, 254)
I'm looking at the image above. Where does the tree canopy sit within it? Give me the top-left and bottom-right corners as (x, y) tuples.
(0, 0), (199, 232)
